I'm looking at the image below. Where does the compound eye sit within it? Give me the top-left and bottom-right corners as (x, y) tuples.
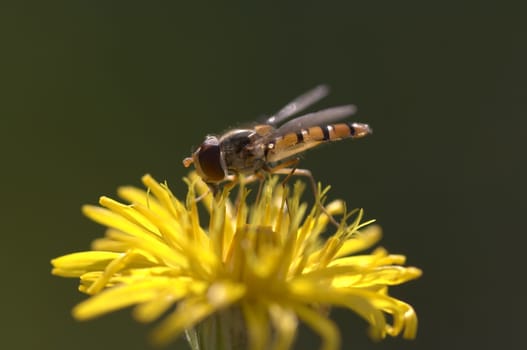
(195, 137), (225, 182)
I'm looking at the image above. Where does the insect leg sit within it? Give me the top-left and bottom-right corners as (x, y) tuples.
(267, 165), (340, 228)
(192, 176), (235, 204)
(251, 172), (267, 205)
(265, 158), (301, 188)
(194, 187), (211, 203)
(227, 173), (264, 211)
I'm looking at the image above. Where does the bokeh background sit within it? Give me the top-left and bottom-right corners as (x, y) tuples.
(2, 1), (525, 349)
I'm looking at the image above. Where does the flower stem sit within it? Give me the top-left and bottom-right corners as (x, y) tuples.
(188, 307), (248, 350)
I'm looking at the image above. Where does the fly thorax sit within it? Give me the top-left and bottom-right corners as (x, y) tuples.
(219, 129), (266, 175)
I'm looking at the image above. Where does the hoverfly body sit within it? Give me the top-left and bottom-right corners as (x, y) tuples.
(183, 85), (372, 224)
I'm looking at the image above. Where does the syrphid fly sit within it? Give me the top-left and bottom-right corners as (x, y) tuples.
(184, 85), (371, 188)
(183, 85), (371, 225)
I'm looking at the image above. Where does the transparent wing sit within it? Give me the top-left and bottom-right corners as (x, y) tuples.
(274, 105), (357, 136)
(266, 85), (330, 126)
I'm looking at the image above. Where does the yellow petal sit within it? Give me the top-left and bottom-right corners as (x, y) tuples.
(296, 265), (365, 283)
(186, 171), (214, 213)
(141, 174), (184, 222)
(362, 291), (419, 339)
(268, 303), (298, 350)
(329, 250), (406, 268)
(99, 196), (161, 236)
(104, 227), (190, 270)
(51, 251), (122, 277)
(86, 250), (140, 294)
(133, 279), (207, 323)
(206, 281), (246, 308)
(73, 277), (187, 320)
(334, 225), (382, 257)
(117, 186), (173, 221)
(150, 297), (216, 345)
(292, 303), (339, 350)
(132, 202), (218, 274)
(91, 237), (131, 252)
(82, 204), (157, 242)
(352, 266), (422, 287)
(242, 301), (271, 350)
(290, 284), (387, 340)
(150, 281), (245, 345)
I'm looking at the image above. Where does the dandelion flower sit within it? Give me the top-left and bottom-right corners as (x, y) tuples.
(51, 173), (422, 350)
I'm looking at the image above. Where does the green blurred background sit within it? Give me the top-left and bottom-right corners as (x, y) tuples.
(1, 1), (525, 349)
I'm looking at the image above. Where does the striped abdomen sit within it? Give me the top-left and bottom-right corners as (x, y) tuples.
(266, 122), (371, 163)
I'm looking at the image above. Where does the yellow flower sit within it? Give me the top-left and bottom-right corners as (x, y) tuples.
(51, 173), (422, 350)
